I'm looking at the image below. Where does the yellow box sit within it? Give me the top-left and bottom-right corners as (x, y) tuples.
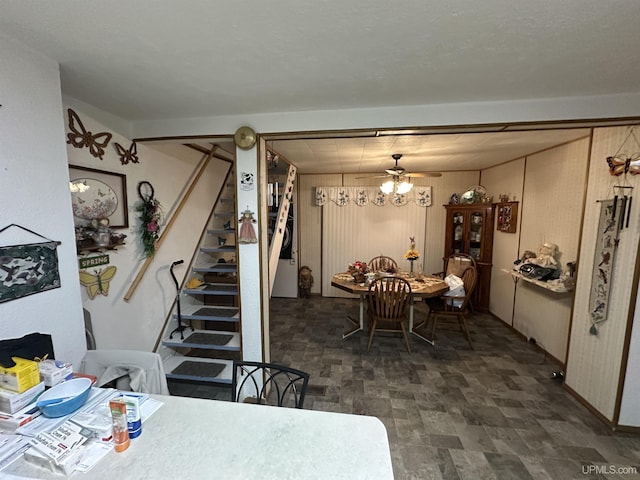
(0, 358), (41, 393)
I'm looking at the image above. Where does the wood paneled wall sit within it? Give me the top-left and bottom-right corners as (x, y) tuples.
(515, 138), (590, 362)
(297, 172), (478, 295)
(321, 196), (427, 298)
(566, 127), (640, 423)
(482, 140), (590, 363)
(482, 159), (525, 326)
(295, 128), (640, 426)
(298, 174), (342, 294)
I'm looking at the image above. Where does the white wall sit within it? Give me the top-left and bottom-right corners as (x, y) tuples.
(0, 34), (86, 367)
(0, 33), (253, 368)
(619, 289), (640, 425)
(236, 145), (263, 362)
(65, 108), (228, 352)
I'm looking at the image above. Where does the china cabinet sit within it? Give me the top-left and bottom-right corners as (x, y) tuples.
(443, 203), (495, 312)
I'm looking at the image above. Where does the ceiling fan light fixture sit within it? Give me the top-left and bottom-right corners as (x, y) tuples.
(380, 180), (395, 194)
(380, 178), (413, 194)
(396, 180), (413, 194)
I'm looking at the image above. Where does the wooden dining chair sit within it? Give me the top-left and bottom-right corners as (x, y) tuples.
(367, 255), (398, 273)
(231, 360), (310, 408)
(366, 276), (412, 352)
(432, 253), (477, 279)
(427, 253), (477, 312)
(425, 265), (477, 349)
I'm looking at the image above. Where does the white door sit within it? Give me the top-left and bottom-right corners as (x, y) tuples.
(271, 203), (298, 298)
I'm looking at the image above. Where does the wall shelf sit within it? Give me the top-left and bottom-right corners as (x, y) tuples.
(76, 240), (125, 254)
(511, 270), (572, 293)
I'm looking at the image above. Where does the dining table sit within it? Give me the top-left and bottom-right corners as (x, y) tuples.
(331, 271), (449, 345)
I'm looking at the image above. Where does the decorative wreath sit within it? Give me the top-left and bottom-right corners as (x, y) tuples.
(135, 181), (163, 258)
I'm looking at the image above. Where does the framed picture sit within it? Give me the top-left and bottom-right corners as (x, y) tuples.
(68, 165), (129, 228)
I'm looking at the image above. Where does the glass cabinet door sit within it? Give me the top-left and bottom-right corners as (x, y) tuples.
(450, 211), (464, 254)
(469, 211), (483, 260)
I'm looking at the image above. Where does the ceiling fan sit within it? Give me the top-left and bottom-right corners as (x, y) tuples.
(357, 154), (442, 179)
(357, 154), (441, 195)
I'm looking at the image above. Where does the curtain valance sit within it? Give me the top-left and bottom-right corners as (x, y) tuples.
(315, 186), (432, 207)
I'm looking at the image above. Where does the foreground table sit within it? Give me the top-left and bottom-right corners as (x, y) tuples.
(331, 272), (449, 343)
(5, 394), (394, 480)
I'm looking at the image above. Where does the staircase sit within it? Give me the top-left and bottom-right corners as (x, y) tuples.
(157, 168), (241, 387)
(156, 156), (296, 394)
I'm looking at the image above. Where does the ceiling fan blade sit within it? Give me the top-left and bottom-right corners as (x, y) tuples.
(355, 174), (390, 179)
(405, 172), (442, 178)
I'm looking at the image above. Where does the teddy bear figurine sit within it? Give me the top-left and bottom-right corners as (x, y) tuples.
(298, 266), (314, 298)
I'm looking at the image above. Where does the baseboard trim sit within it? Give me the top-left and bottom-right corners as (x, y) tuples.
(562, 382), (616, 430)
(486, 312), (564, 368)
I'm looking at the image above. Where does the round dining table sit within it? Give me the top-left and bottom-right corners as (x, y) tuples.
(331, 272), (449, 344)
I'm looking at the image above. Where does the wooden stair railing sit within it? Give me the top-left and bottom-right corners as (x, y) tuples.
(123, 145), (218, 301)
(268, 163), (297, 295)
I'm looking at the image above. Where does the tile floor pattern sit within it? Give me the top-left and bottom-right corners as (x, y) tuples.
(169, 296), (640, 479)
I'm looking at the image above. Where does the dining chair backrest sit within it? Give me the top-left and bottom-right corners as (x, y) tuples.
(451, 266), (477, 312)
(231, 360), (310, 409)
(368, 255), (398, 273)
(80, 349), (170, 395)
(444, 253), (477, 278)
(367, 276), (413, 352)
(427, 264), (478, 349)
(367, 276), (412, 320)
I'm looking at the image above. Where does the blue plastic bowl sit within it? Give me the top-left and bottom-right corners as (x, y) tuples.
(36, 378), (92, 418)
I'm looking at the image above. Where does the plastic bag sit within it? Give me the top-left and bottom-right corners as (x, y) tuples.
(444, 273), (463, 290)
(443, 274), (465, 307)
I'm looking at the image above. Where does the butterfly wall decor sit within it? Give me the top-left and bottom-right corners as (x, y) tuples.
(79, 265), (117, 300)
(66, 108), (112, 160)
(607, 127), (640, 176)
(114, 141), (139, 165)
(607, 155), (640, 176)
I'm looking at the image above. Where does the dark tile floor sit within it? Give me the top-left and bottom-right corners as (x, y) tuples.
(170, 296), (640, 480)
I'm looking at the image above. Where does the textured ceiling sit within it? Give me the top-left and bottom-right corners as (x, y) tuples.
(2, 1), (639, 122)
(3, 1), (639, 172)
(269, 129), (592, 174)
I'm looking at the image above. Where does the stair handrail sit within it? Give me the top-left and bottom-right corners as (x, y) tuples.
(124, 145), (218, 301)
(268, 163), (297, 294)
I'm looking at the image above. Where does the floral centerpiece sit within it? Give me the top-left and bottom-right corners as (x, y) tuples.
(404, 236), (420, 275)
(348, 260), (369, 283)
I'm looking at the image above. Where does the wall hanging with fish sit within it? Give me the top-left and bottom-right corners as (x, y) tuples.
(0, 224), (61, 304)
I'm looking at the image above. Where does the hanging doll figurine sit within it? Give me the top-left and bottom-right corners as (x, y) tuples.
(238, 208), (257, 244)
